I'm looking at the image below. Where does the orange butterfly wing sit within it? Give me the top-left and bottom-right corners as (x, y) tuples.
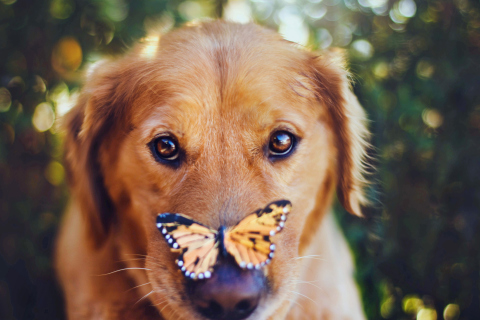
(157, 213), (218, 280)
(157, 200), (292, 279)
(223, 200), (292, 270)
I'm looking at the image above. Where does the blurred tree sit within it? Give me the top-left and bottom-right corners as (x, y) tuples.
(1, 0), (479, 319)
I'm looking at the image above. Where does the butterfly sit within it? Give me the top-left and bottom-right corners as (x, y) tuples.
(156, 200), (291, 280)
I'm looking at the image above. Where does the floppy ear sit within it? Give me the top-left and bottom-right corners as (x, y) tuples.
(62, 60), (136, 246)
(310, 50), (370, 216)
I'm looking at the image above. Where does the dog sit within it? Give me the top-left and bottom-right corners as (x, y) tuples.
(55, 21), (370, 320)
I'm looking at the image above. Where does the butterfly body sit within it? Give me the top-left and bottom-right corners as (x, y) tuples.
(156, 200), (291, 280)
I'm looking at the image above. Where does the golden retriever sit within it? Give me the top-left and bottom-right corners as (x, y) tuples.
(55, 21), (369, 320)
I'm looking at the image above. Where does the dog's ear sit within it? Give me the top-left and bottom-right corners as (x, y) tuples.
(62, 60), (136, 246)
(310, 49), (370, 216)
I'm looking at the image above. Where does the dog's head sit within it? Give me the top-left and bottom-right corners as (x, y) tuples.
(63, 21), (369, 320)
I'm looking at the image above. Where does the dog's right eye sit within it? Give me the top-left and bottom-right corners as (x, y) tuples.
(150, 135), (180, 164)
(268, 131), (295, 158)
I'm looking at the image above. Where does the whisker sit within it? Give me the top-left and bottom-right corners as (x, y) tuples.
(135, 290), (154, 305)
(124, 253), (149, 258)
(145, 258), (168, 269)
(153, 298), (168, 307)
(293, 255), (326, 261)
(115, 257), (166, 270)
(286, 298), (305, 311)
(160, 301), (171, 314)
(287, 290), (319, 307)
(95, 267), (151, 276)
(292, 280), (324, 292)
(169, 307), (179, 320)
(115, 258), (146, 263)
(125, 282), (151, 293)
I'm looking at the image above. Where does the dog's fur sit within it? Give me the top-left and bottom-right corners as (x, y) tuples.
(55, 21), (369, 320)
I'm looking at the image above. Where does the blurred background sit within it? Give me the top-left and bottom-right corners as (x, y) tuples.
(0, 0), (479, 319)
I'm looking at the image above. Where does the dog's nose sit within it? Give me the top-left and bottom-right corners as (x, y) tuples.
(188, 260), (265, 320)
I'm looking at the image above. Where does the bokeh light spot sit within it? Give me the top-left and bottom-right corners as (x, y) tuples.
(103, 0), (128, 22)
(443, 304), (460, 320)
(390, 3), (409, 24)
(278, 6), (310, 46)
(0, 87), (12, 112)
(399, 0), (416, 18)
(362, 0), (388, 9)
(417, 308), (437, 320)
(422, 109), (443, 128)
(317, 28), (333, 49)
(373, 61), (389, 79)
(33, 76), (47, 93)
(140, 35), (161, 59)
(32, 102), (55, 132)
(402, 295), (424, 314)
(251, 1), (273, 20)
(44, 161), (65, 186)
(178, 1), (208, 21)
(334, 25), (352, 46)
(279, 21), (310, 46)
(351, 39), (374, 60)
(416, 60), (435, 79)
(224, 0), (252, 23)
(48, 82), (78, 117)
(305, 3), (327, 20)
(380, 296), (395, 318)
(50, 0), (75, 20)
(51, 37), (83, 74)
(1, 0), (16, 5)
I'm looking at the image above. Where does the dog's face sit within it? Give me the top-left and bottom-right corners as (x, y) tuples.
(64, 22), (368, 320)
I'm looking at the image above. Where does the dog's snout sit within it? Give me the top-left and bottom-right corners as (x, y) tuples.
(188, 260), (266, 320)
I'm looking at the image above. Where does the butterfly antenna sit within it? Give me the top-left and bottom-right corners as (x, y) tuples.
(218, 226), (228, 257)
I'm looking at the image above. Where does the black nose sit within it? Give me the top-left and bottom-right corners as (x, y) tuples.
(188, 260), (266, 320)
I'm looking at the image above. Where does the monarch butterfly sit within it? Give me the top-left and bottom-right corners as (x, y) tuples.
(156, 200), (291, 280)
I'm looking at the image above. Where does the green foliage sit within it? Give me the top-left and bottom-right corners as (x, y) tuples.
(1, 0), (479, 319)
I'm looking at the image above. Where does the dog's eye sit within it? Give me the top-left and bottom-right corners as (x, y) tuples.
(152, 136), (179, 161)
(268, 131), (295, 156)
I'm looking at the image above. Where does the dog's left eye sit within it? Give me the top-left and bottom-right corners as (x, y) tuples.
(268, 131), (296, 157)
(150, 135), (180, 163)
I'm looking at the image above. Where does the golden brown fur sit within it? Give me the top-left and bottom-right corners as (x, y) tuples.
(55, 21), (369, 319)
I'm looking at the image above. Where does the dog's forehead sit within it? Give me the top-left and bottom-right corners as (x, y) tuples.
(135, 50), (320, 137)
